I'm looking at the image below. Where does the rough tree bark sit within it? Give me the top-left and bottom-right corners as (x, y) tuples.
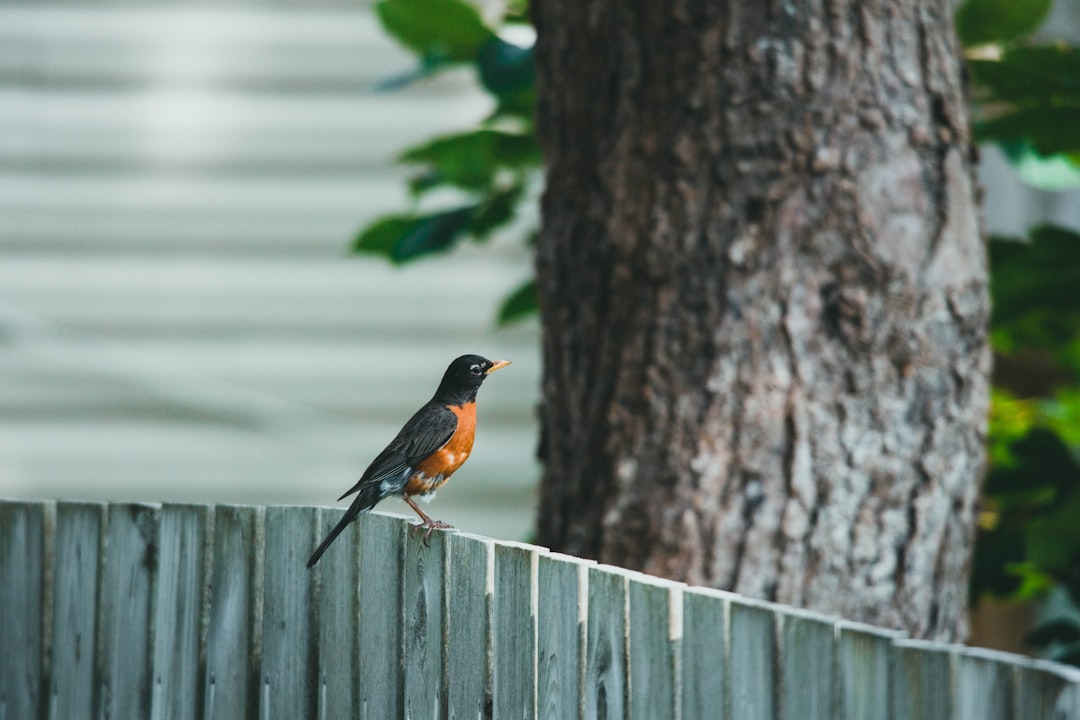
(532, 0), (989, 641)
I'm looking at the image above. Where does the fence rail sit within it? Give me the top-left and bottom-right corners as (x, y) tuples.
(2, 500), (1078, 719)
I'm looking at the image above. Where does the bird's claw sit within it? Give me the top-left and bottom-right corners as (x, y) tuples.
(411, 519), (454, 546)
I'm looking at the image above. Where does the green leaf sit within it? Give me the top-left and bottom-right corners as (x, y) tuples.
(497, 278), (538, 325)
(976, 108), (1080, 156)
(352, 206), (477, 264)
(990, 226), (1080, 364)
(375, 0), (495, 63)
(1000, 140), (1080, 191)
(392, 206), (477, 262)
(969, 45), (1080, 107)
(955, 0), (1053, 47)
(400, 129), (540, 192)
(477, 37), (535, 97)
(352, 215), (415, 258)
(470, 182), (526, 238)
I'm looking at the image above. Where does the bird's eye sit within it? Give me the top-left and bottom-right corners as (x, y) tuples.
(470, 364), (483, 375)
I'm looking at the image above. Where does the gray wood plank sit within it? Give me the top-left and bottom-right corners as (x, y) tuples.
(260, 505), (319, 720)
(952, 646), (1016, 720)
(98, 502), (161, 720)
(583, 565), (629, 720)
(1014, 658), (1080, 720)
(47, 502), (105, 720)
(151, 504), (210, 720)
(403, 524), (448, 720)
(836, 620), (904, 720)
(627, 574), (683, 720)
(728, 597), (777, 720)
(681, 588), (730, 720)
(356, 512), (407, 719)
(445, 531), (495, 720)
(0, 501), (47, 720)
(204, 504), (262, 720)
(315, 507), (360, 720)
(537, 552), (590, 720)
(892, 638), (952, 720)
(778, 608), (836, 720)
(493, 542), (541, 720)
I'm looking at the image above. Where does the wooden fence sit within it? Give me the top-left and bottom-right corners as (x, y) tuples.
(2, 500), (1079, 720)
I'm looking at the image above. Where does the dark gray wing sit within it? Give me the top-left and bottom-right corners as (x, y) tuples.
(336, 400), (457, 501)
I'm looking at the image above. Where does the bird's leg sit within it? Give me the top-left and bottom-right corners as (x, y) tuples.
(403, 494), (454, 545)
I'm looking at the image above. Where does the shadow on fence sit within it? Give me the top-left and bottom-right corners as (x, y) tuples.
(2, 500), (1079, 719)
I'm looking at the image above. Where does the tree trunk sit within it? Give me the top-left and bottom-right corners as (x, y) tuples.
(532, 0), (989, 641)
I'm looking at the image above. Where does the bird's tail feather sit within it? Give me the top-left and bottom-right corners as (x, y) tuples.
(306, 486), (380, 568)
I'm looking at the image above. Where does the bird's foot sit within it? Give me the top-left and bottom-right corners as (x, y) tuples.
(411, 518), (454, 546)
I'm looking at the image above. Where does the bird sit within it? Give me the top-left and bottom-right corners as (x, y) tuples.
(306, 354), (510, 567)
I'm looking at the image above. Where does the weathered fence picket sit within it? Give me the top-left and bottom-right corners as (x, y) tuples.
(494, 541), (542, 720)
(151, 504), (210, 720)
(99, 503), (159, 720)
(48, 502), (104, 720)
(953, 646), (1017, 720)
(356, 511), (407, 719)
(204, 504), (261, 720)
(894, 638), (954, 720)
(729, 597), (778, 720)
(445, 531), (494, 720)
(0, 500), (45, 720)
(1014, 659), (1080, 719)
(778, 607), (836, 720)
(627, 573), (683, 720)
(4, 498), (1080, 720)
(680, 588), (728, 720)
(260, 505), (319, 720)
(536, 552), (589, 720)
(316, 506), (360, 720)
(583, 565), (629, 720)
(837, 620), (903, 720)
(403, 519), (447, 720)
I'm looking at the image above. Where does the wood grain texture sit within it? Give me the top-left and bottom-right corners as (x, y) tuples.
(493, 542), (541, 720)
(778, 608), (836, 720)
(892, 638), (952, 720)
(260, 505), (319, 720)
(952, 647), (1016, 720)
(681, 588), (730, 720)
(0, 501), (46, 720)
(204, 504), (262, 720)
(836, 620), (904, 720)
(729, 598), (777, 720)
(627, 574), (683, 720)
(48, 502), (105, 720)
(357, 512), (407, 719)
(403, 522), (447, 720)
(315, 507), (360, 720)
(537, 553), (590, 720)
(151, 504), (210, 720)
(583, 565), (628, 720)
(445, 531), (495, 720)
(97, 503), (160, 720)
(1014, 658), (1080, 720)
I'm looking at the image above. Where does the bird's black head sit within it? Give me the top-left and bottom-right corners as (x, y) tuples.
(433, 354), (511, 405)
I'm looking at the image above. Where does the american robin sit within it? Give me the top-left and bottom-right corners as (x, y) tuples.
(306, 354), (510, 567)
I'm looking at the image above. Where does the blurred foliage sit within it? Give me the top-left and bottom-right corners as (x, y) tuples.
(359, 0), (1080, 661)
(959, 0), (1080, 665)
(352, 0), (539, 325)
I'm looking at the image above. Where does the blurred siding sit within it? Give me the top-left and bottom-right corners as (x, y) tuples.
(2, 2), (1078, 543)
(0, 2), (541, 541)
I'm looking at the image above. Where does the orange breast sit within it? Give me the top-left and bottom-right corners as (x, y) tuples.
(406, 402), (477, 496)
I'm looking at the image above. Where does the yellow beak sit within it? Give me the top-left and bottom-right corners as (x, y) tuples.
(486, 359), (511, 374)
